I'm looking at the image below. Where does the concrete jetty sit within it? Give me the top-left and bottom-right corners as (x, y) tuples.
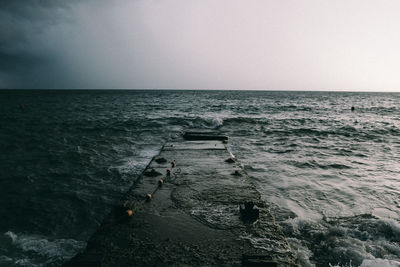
(66, 131), (297, 266)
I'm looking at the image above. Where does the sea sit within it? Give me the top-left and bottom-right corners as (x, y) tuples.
(0, 90), (399, 267)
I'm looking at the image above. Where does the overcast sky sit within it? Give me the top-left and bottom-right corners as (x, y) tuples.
(1, 0), (399, 90)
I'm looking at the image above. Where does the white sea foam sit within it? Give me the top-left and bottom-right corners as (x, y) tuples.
(189, 204), (237, 229)
(359, 259), (400, 267)
(115, 146), (161, 177)
(0, 256), (13, 264)
(189, 115), (224, 129)
(4, 231), (85, 265)
(287, 237), (316, 267)
(210, 116), (224, 128)
(281, 215), (400, 267)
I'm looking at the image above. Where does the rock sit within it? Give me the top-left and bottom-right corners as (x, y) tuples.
(240, 202), (259, 222)
(225, 158), (235, 163)
(144, 168), (162, 177)
(155, 157), (167, 163)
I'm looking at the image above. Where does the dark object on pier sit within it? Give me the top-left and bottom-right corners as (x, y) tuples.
(144, 168), (162, 177)
(155, 157), (167, 163)
(232, 170), (242, 176)
(183, 131), (228, 141)
(240, 202), (259, 222)
(225, 157), (235, 163)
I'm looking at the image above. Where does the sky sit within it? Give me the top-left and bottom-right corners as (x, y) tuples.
(1, 0), (400, 91)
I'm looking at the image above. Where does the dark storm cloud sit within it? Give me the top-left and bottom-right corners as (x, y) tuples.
(0, 1), (73, 49)
(0, 1), (69, 22)
(0, 1), (75, 88)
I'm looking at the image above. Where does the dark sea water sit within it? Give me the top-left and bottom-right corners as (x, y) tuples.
(0, 90), (399, 267)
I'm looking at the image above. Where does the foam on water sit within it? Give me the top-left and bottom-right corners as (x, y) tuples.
(1, 231), (85, 266)
(359, 259), (400, 267)
(279, 215), (400, 266)
(189, 204), (239, 229)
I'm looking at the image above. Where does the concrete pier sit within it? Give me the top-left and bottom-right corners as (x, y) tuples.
(66, 132), (297, 266)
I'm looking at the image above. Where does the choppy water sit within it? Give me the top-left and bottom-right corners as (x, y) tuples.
(0, 90), (399, 266)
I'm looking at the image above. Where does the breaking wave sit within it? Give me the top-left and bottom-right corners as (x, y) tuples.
(281, 214), (400, 267)
(1, 231), (85, 266)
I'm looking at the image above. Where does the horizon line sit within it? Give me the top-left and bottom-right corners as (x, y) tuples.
(1, 88), (400, 93)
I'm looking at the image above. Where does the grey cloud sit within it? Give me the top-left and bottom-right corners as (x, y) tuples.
(0, 0), (73, 45)
(0, 1), (79, 88)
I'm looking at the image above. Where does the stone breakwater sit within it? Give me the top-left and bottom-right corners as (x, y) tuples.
(65, 132), (297, 266)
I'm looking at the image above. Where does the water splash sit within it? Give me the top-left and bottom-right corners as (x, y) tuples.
(2, 231), (85, 266)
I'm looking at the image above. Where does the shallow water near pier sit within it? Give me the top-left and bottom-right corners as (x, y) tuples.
(0, 90), (399, 266)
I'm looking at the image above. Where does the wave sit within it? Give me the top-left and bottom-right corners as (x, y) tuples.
(186, 116), (224, 129)
(281, 214), (400, 267)
(2, 231), (85, 266)
(359, 259), (400, 267)
(69, 115), (226, 133)
(220, 116), (400, 141)
(223, 117), (266, 124)
(291, 160), (351, 170)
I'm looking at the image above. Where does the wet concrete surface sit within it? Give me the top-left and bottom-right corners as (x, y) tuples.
(65, 133), (298, 266)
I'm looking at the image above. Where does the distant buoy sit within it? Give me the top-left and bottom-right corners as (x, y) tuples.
(351, 106), (355, 111)
(158, 179), (164, 186)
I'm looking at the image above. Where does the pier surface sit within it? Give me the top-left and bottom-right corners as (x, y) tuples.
(66, 132), (297, 266)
